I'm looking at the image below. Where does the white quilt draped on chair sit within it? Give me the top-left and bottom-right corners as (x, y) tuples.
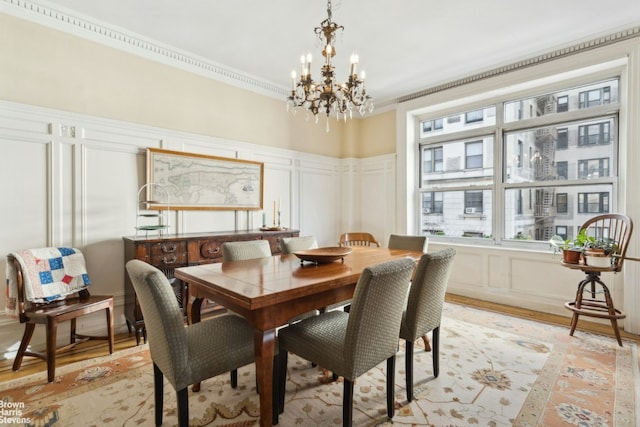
(5, 247), (90, 318)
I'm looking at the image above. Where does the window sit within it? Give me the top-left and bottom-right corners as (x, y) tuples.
(557, 95), (568, 112)
(465, 190), (483, 213)
(555, 226), (568, 240)
(422, 192), (443, 214)
(417, 77), (618, 245)
(578, 192), (609, 213)
(578, 158), (609, 179)
(465, 109), (484, 123)
(556, 128), (568, 149)
(422, 146), (443, 173)
(465, 141), (483, 169)
(579, 86), (611, 108)
(578, 121), (610, 146)
(556, 161), (568, 180)
(556, 193), (568, 214)
(421, 118), (443, 134)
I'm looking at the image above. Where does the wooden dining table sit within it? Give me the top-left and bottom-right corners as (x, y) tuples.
(174, 245), (422, 426)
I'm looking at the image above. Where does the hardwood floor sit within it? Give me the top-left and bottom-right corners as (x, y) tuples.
(1, 294), (638, 383)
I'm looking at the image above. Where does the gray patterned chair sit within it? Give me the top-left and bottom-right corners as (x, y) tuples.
(221, 239), (272, 261)
(279, 235), (319, 253)
(387, 233), (429, 253)
(400, 248), (456, 401)
(277, 257), (415, 426)
(126, 259), (265, 427)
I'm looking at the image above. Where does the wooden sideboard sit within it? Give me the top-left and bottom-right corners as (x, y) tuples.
(123, 228), (299, 344)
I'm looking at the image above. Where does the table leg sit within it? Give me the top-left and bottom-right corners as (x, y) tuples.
(256, 328), (276, 427)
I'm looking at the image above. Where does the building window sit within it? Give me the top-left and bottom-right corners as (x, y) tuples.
(465, 141), (483, 169)
(556, 193), (568, 214)
(422, 192), (443, 214)
(578, 158), (609, 179)
(421, 118), (443, 134)
(557, 95), (569, 112)
(418, 77), (617, 245)
(557, 128), (568, 149)
(465, 109), (484, 123)
(579, 86), (611, 108)
(422, 146), (443, 173)
(555, 226), (568, 240)
(578, 122), (610, 146)
(578, 192), (609, 213)
(464, 190), (483, 213)
(556, 161), (568, 180)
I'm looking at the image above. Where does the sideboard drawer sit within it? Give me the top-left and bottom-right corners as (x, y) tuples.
(149, 241), (187, 267)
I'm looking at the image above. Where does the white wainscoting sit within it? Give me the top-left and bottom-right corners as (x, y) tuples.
(0, 100), (362, 359)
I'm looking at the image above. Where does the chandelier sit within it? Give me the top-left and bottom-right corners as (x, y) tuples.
(286, 0), (374, 130)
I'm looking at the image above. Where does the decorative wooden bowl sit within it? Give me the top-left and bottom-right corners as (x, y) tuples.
(293, 247), (353, 264)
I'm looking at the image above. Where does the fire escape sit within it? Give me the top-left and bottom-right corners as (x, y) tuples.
(533, 95), (556, 241)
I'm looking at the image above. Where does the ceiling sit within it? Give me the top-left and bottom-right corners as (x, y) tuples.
(27, 0), (640, 106)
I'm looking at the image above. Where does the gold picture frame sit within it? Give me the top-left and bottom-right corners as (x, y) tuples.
(146, 148), (264, 210)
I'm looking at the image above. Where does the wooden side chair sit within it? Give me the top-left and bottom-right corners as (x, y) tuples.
(400, 248), (456, 401)
(562, 213), (633, 346)
(339, 232), (381, 247)
(277, 258), (415, 426)
(7, 247), (114, 382)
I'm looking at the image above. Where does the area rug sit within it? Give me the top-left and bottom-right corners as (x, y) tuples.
(0, 303), (637, 426)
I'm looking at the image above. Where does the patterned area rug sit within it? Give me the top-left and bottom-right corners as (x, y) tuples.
(0, 303), (637, 426)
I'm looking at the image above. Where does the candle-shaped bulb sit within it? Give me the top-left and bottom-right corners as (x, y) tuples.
(306, 53), (312, 64)
(291, 70), (296, 90)
(360, 70), (366, 80)
(325, 45), (332, 64)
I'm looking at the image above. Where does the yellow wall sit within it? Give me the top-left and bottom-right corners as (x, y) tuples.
(0, 13), (390, 158)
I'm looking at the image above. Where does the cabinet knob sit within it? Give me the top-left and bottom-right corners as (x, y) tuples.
(206, 246), (220, 254)
(162, 255), (177, 264)
(161, 243), (177, 253)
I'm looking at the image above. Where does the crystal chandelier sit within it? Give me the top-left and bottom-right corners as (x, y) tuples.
(286, 0), (374, 131)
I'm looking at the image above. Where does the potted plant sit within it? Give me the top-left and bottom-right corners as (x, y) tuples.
(583, 237), (618, 268)
(549, 233), (584, 264)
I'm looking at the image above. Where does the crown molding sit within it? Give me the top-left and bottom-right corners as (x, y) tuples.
(397, 26), (640, 104)
(1, 0), (290, 100)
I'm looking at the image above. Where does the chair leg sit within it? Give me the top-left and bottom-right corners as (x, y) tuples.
(106, 305), (115, 354)
(272, 352), (280, 425)
(153, 363), (164, 426)
(386, 356), (395, 419)
(45, 319), (58, 382)
(177, 387), (189, 427)
(405, 340), (414, 402)
(277, 351), (288, 414)
(432, 326), (440, 378)
(12, 323), (36, 372)
(231, 369), (238, 388)
(70, 318), (77, 344)
(421, 334), (431, 352)
(343, 379), (354, 427)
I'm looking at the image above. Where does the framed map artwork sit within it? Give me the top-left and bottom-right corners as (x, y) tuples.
(146, 148), (264, 210)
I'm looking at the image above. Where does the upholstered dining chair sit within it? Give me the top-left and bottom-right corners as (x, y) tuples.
(277, 257), (415, 426)
(339, 232), (381, 247)
(399, 248), (456, 401)
(126, 259), (277, 427)
(221, 239), (272, 261)
(7, 247), (114, 383)
(387, 233), (431, 361)
(387, 234), (429, 253)
(279, 235), (319, 253)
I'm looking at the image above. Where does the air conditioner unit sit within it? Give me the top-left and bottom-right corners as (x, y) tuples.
(465, 207), (476, 214)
